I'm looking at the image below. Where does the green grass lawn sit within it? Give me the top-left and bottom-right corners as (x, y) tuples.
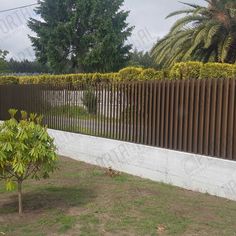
(1, 157), (236, 236)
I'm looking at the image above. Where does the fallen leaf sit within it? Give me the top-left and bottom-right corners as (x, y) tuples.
(157, 224), (166, 233)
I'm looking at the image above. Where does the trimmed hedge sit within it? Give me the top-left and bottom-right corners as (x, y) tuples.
(200, 63), (236, 79)
(169, 61), (203, 80)
(0, 67), (164, 85)
(0, 76), (19, 85)
(170, 62), (236, 80)
(0, 62), (236, 85)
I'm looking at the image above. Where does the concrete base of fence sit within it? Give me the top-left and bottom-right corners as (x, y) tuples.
(48, 129), (236, 201)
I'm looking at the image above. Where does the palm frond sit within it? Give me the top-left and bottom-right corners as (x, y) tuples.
(169, 15), (205, 34)
(166, 9), (195, 18)
(179, 1), (202, 9)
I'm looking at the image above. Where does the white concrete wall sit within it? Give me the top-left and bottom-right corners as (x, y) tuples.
(49, 129), (236, 201)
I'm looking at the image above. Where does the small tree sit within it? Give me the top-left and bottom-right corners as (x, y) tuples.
(0, 109), (58, 215)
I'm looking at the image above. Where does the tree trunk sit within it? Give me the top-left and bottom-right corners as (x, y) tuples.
(18, 180), (23, 215)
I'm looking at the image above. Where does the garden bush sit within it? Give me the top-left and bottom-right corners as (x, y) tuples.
(118, 67), (144, 81)
(0, 76), (19, 85)
(169, 61), (203, 80)
(200, 63), (236, 79)
(139, 68), (164, 80)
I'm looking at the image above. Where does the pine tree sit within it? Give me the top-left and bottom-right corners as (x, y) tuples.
(28, 0), (133, 73)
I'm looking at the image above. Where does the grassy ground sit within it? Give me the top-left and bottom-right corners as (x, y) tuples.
(1, 157), (236, 236)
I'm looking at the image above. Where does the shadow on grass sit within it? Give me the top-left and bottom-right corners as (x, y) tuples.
(0, 186), (96, 214)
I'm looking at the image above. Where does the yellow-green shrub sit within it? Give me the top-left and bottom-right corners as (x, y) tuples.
(19, 74), (73, 85)
(139, 68), (164, 80)
(200, 63), (236, 79)
(1, 63), (236, 86)
(0, 76), (19, 85)
(118, 67), (143, 81)
(170, 61), (203, 80)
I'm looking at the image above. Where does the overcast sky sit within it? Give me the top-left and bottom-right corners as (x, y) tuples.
(0, 0), (205, 61)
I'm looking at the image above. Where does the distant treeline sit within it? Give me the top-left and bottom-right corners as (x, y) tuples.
(6, 59), (50, 74)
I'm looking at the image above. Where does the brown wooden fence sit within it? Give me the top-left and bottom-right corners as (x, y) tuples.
(0, 79), (235, 160)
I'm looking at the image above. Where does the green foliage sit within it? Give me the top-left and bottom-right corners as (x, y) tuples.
(0, 76), (19, 85)
(1, 62), (236, 85)
(0, 109), (57, 214)
(82, 90), (97, 114)
(140, 68), (164, 80)
(28, 0), (133, 73)
(118, 67), (144, 81)
(119, 67), (164, 81)
(128, 49), (159, 69)
(169, 61), (236, 80)
(0, 109), (57, 185)
(50, 105), (89, 118)
(200, 63), (236, 79)
(151, 0), (236, 68)
(0, 50), (9, 73)
(170, 62), (203, 80)
(7, 59), (49, 74)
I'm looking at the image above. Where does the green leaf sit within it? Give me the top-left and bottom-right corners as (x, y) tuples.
(6, 180), (16, 191)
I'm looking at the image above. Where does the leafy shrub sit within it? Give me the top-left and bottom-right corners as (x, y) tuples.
(118, 67), (144, 81)
(0, 109), (57, 214)
(0, 76), (19, 85)
(170, 61), (203, 80)
(200, 63), (236, 79)
(1, 63), (236, 86)
(139, 68), (164, 80)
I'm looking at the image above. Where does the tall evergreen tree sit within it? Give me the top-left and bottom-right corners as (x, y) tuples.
(0, 50), (9, 73)
(28, 0), (133, 73)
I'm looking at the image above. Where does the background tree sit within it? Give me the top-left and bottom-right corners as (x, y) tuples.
(7, 59), (50, 74)
(128, 49), (159, 69)
(28, 0), (133, 73)
(0, 110), (57, 215)
(151, 0), (236, 68)
(0, 50), (9, 73)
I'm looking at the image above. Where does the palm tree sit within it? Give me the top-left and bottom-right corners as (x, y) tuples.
(151, 0), (236, 68)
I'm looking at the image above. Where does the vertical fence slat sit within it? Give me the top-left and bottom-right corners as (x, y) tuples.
(188, 80), (195, 153)
(164, 81), (170, 148)
(148, 82), (153, 145)
(203, 79), (212, 156)
(144, 82), (149, 145)
(183, 80), (190, 152)
(152, 82), (157, 146)
(233, 81), (236, 160)
(193, 80), (200, 154)
(168, 81), (175, 149)
(198, 80), (206, 155)
(215, 79), (223, 158)
(209, 79), (217, 157)
(137, 82), (142, 143)
(173, 81), (180, 150)
(160, 81), (165, 148)
(227, 80), (235, 160)
(178, 80), (185, 151)
(155, 81), (161, 147)
(221, 79), (230, 159)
